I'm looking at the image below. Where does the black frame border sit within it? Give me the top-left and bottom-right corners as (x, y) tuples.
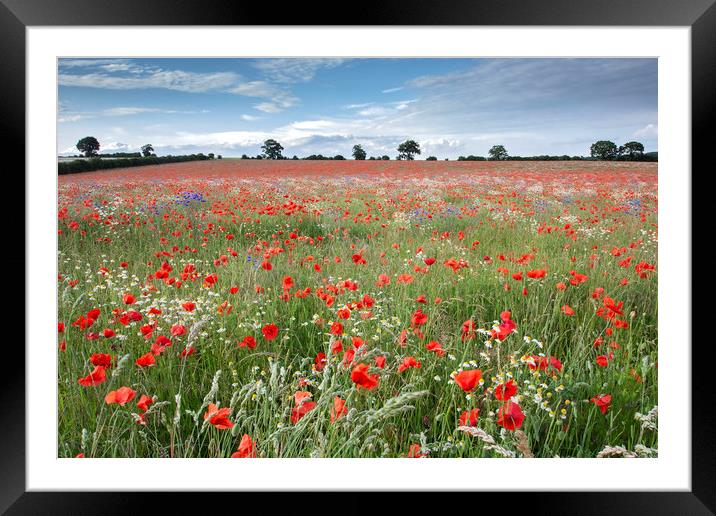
(4, 0), (712, 513)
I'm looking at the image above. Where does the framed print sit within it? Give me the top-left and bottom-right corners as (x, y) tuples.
(5, 0), (712, 513)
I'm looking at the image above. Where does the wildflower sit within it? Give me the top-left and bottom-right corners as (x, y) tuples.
(426, 340), (446, 357)
(454, 369), (482, 392)
(398, 356), (422, 373)
(231, 434), (257, 458)
(291, 391), (316, 424)
(351, 363), (380, 390)
(459, 408), (480, 427)
(136, 394), (153, 412)
(406, 444), (425, 458)
(496, 401), (525, 430)
(77, 365), (106, 386)
(204, 403), (234, 429)
(494, 379), (518, 400)
(331, 396), (348, 422)
(591, 394), (612, 414)
(262, 324), (279, 341)
(136, 352), (156, 367)
(105, 386), (136, 406)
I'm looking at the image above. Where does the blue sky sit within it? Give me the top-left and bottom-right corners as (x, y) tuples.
(58, 58), (657, 158)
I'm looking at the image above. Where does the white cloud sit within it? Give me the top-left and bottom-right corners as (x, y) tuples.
(632, 123), (658, 139)
(59, 69), (240, 93)
(241, 114), (261, 121)
(382, 87), (403, 93)
(59, 59), (311, 113)
(252, 58), (348, 83)
(58, 114), (90, 123)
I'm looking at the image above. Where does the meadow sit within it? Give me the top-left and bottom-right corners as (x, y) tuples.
(57, 159), (658, 458)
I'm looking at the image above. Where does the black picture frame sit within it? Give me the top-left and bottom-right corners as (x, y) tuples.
(4, 0), (710, 513)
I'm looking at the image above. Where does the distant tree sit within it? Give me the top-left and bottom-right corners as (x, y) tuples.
(381, 155), (390, 160)
(217, 155), (222, 159)
(334, 155), (346, 160)
(208, 153), (215, 159)
(618, 141), (645, 159)
(488, 145), (508, 161)
(352, 144), (367, 160)
(397, 140), (421, 160)
(590, 140), (618, 160)
(261, 139), (284, 160)
(256, 154), (263, 160)
(292, 155), (299, 160)
(141, 144), (154, 157)
(76, 136), (100, 157)
(426, 156), (437, 161)
(368, 156), (376, 160)
(241, 154), (249, 160)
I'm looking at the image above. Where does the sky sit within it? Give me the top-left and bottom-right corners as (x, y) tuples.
(57, 58), (657, 159)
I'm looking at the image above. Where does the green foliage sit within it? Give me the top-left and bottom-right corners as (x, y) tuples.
(488, 145), (508, 161)
(352, 145), (367, 160)
(590, 140), (619, 160)
(58, 154), (211, 175)
(261, 139), (284, 160)
(76, 136), (100, 157)
(141, 144), (154, 157)
(397, 140), (421, 160)
(618, 141), (645, 160)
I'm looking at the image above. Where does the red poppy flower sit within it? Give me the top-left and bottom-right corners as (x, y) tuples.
(136, 352), (156, 367)
(77, 365), (107, 386)
(527, 269), (547, 279)
(459, 408), (480, 427)
(425, 340), (445, 357)
(290, 391), (316, 424)
(397, 356), (422, 373)
(351, 363), (379, 390)
(105, 386), (136, 406)
(182, 301), (196, 312)
(497, 401), (525, 430)
(410, 309), (428, 327)
(329, 321), (344, 336)
(238, 335), (257, 349)
(561, 305), (575, 316)
(314, 352), (327, 371)
(331, 396), (348, 422)
(406, 444), (425, 458)
(262, 323), (279, 340)
(528, 355), (563, 373)
(494, 379), (518, 400)
(90, 353), (112, 368)
(461, 319), (476, 342)
(231, 434), (257, 458)
(454, 369), (482, 392)
(591, 393), (612, 414)
(123, 293), (136, 305)
(204, 403), (234, 429)
(136, 394), (153, 412)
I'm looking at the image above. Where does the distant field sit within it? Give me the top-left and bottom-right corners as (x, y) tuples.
(58, 158), (657, 182)
(58, 159), (658, 458)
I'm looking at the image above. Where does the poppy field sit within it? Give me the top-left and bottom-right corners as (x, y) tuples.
(57, 159), (658, 458)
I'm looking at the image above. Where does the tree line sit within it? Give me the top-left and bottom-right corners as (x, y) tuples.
(63, 136), (656, 174)
(252, 139), (655, 162)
